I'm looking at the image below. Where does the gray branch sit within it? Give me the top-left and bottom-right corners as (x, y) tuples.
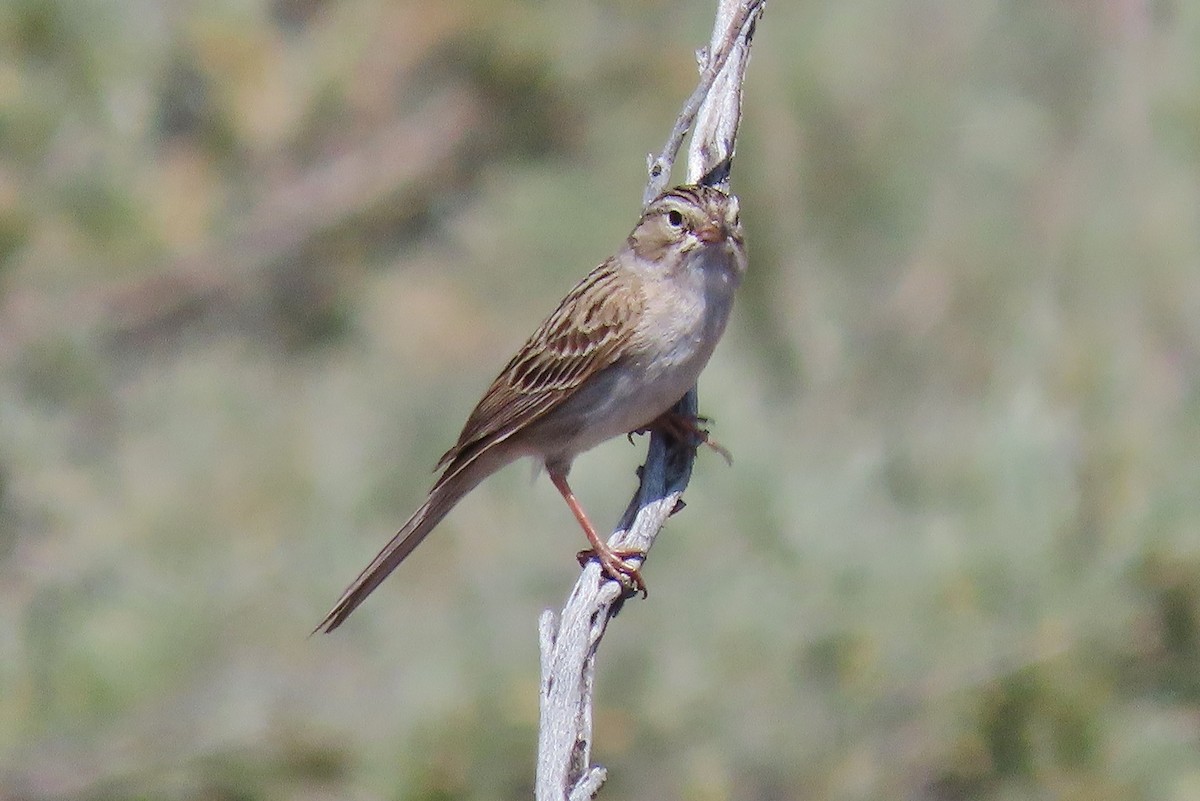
(644, 0), (766, 203)
(536, 3), (765, 800)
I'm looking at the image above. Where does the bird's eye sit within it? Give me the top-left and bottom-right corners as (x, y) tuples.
(667, 209), (684, 227)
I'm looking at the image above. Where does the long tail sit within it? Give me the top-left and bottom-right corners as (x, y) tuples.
(314, 459), (492, 634)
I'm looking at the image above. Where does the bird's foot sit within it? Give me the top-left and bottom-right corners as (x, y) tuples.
(631, 412), (732, 465)
(576, 545), (648, 598)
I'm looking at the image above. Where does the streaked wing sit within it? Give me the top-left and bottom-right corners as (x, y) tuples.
(436, 259), (643, 471)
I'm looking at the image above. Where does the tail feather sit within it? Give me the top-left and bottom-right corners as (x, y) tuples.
(314, 463), (487, 634)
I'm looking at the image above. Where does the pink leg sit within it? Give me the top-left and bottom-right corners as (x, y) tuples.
(548, 470), (647, 597)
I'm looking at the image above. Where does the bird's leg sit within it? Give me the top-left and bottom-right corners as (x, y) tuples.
(548, 469), (647, 597)
(633, 411), (733, 465)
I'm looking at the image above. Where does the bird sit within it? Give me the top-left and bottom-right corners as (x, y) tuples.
(315, 183), (746, 633)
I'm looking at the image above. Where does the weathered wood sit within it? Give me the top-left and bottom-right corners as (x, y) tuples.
(535, 3), (765, 799)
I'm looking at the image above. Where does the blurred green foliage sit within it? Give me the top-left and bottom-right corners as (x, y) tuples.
(2, 0), (1199, 799)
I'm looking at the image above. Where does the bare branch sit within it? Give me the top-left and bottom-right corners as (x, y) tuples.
(536, 3), (764, 800)
(643, 0), (766, 205)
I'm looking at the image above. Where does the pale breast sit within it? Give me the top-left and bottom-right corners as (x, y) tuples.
(530, 244), (740, 466)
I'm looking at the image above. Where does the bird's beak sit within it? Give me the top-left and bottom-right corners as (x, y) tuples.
(694, 221), (726, 244)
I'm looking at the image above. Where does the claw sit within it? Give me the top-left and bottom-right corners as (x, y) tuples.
(644, 411), (733, 465)
(577, 547), (648, 597)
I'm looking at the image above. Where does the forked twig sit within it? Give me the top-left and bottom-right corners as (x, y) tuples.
(643, 0), (765, 204)
(536, 3), (764, 799)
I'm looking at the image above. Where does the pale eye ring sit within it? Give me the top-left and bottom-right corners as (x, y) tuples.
(667, 209), (684, 227)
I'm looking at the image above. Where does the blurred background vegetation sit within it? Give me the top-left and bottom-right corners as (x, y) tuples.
(1, 0), (1199, 799)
